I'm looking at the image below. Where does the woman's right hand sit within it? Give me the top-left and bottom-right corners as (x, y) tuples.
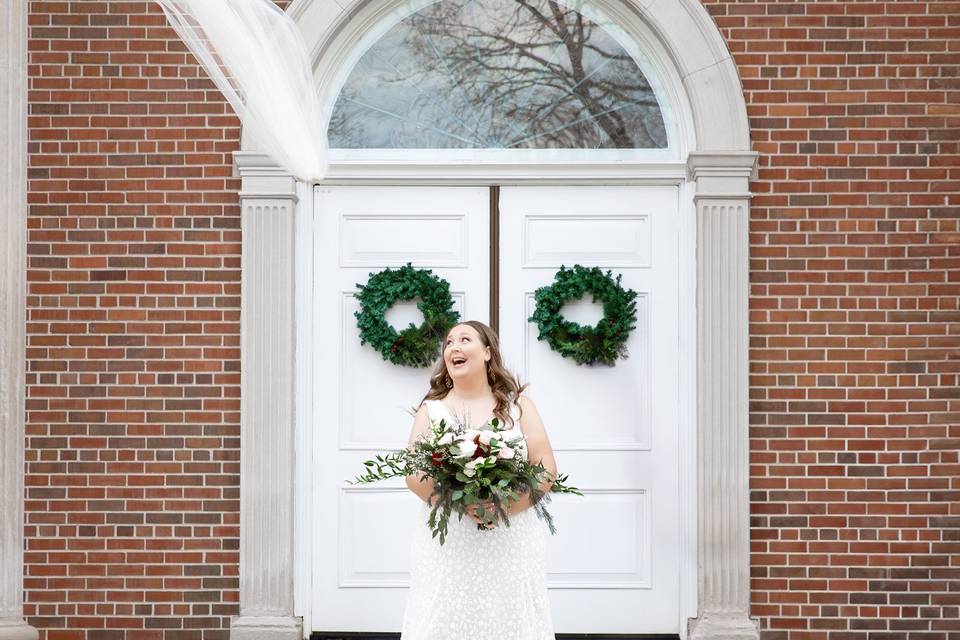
(466, 500), (497, 529)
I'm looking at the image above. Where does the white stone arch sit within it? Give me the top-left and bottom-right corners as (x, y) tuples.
(230, 1), (758, 639)
(290, 0), (750, 154)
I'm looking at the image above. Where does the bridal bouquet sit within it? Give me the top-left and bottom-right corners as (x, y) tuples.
(348, 415), (582, 545)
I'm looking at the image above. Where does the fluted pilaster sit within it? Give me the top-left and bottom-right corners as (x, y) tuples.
(687, 152), (760, 640)
(0, 0), (39, 638)
(232, 159), (302, 640)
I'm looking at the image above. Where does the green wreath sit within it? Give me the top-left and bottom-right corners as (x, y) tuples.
(528, 264), (638, 366)
(354, 263), (460, 368)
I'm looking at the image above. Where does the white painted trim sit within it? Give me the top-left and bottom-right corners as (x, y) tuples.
(326, 148), (679, 162)
(292, 180), (316, 634)
(235, 152), (689, 185)
(319, 162), (689, 186)
(676, 178), (698, 640)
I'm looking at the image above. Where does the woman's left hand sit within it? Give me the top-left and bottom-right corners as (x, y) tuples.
(467, 500), (497, 529)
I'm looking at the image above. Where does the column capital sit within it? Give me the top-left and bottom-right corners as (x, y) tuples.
(234, 152), (301, 202)
(687, 151), (758, 199)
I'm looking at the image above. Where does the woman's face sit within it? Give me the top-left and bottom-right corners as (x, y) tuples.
(443, 324), (490, 383)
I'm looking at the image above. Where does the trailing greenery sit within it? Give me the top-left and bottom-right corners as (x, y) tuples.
(354, 263), (460, 368)
(347, 415), (584, 545)
(528, 264), (638, 366)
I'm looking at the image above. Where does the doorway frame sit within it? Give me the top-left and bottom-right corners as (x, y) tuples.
(229, 1), (759, 639)
(301, 175), (695, 636)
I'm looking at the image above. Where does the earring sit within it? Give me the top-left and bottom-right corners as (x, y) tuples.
(445, 378), (453, 389)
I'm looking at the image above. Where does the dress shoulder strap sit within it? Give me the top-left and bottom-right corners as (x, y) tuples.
(424, 399), (451, 426)
(511, 396), (527, 435)
(423, 399), (438, 424)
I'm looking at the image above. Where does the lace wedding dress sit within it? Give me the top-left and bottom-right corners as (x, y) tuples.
(400, 399), (556, 640)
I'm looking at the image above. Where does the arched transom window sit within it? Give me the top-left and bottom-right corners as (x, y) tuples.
(328, 0), (668, 150)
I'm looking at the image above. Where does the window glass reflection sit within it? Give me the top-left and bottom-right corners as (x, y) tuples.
(328, 0), (667, 149)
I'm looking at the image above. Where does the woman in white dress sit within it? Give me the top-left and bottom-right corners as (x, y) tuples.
(401, 320), (558, 640)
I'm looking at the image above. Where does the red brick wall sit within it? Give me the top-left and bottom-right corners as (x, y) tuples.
(26, 1), (244, 638)
(24, 1), (959, 639)
(700, 0), (960, 637)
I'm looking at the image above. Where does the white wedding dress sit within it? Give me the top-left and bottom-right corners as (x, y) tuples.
(400, 399), (556, 640)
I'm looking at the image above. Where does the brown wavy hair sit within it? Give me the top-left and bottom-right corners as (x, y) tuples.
(419, 320), (527, 427)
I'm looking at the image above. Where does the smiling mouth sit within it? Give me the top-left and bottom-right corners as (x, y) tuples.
(451, 357), (467, 367)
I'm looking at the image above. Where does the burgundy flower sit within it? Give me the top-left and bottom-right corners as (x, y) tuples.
(471, 435), (489, 459)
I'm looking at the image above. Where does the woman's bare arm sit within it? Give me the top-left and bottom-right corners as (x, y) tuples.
(508, 395), (558, 516)
(404, 402), (436, 504)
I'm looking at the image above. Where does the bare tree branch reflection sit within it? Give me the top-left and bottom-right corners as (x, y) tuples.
(329, 0), (667, 149)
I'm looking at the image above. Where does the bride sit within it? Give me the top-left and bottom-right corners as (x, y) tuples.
(401, 320), (558, 639)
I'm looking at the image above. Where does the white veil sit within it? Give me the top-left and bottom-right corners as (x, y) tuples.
(155, 0), (328, 182)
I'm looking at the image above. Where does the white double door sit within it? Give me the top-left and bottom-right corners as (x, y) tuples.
(309, 184), (683, 634)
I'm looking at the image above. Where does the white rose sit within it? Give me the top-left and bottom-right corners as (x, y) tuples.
(477, 431), (499, 446)
(463, 457), (486, 477)
(452, 444), (474, 459)
(437, 432), (454, 446)
(452, 433), (479, 459)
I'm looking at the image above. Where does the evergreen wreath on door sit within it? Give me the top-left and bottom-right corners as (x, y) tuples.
(354, 263), (460, 368)
(528, 264), (638, 366)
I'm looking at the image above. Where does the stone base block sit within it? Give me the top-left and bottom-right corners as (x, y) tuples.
(688, 612), (760, 640)
(231, 615), (302, 640)
(0, 620), (39, 640)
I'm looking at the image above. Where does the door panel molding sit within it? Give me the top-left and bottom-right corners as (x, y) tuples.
(306, 186), (490, 633)
(498, 185), (683, 633)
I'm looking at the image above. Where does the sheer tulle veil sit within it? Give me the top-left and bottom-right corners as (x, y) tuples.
(154, 0), (328, 182)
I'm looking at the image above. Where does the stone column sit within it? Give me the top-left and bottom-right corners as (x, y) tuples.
(687, 152), (760, 640)
(230, 154), (302, 640)
(0, 0), (39, 638)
